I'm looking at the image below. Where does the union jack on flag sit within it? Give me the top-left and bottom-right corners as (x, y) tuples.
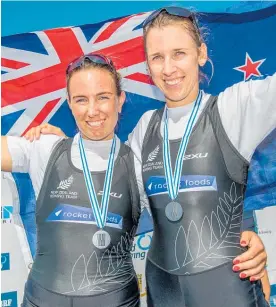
(2, 6), (276, 140)
(1, 12), (164, 140)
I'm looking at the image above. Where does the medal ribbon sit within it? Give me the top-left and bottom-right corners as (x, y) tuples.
(79, 134), (116, 229)
(163, 90), (203, 200)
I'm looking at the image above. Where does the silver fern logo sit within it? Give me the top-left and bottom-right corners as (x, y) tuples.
(63, 227), (137, 294)
(170, 182), (244, 274)
(147, 145), (160, 162)
(57, 175), (74, 190)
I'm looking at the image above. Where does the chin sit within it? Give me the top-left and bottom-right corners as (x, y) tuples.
(166, 96), (185, 104)
(80, 131), (101, 141)
(87, 133), (114, 141)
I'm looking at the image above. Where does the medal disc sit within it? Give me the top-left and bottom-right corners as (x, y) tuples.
(165, 202), (183, 222)
(92, 230), (111, 249)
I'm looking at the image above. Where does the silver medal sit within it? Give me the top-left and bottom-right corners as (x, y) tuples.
(92, 230), (111, 249)
(165, 202), (183, 222)
(162, 91), (202, 221)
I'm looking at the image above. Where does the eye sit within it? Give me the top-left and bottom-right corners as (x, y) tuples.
(151, 55), (162, 61)
(98, 96), (110, 100)
(174, 51), (185, 58)
(75, 98), (87, 104)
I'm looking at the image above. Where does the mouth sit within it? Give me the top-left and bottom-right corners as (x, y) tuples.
(86, 120), (105, 128)
(164, 77), (184, 86)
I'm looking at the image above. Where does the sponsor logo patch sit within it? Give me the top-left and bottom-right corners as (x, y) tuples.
(146, 175), (217, 196)
(183, 152), (208, 160)
(46, 204), (123, 229)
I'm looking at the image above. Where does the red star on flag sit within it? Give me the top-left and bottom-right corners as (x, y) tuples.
(234, 53), (266, 81)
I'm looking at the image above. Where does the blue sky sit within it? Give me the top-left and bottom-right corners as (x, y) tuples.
(2, 1), (273, 36)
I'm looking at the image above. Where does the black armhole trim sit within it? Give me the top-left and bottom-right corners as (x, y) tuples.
(207, 96), (249, 185)
(211, 97), (250, 167)
(141, 108), (164, 157)
(36, 138), (70, 209)
(120, 144), (141, 227)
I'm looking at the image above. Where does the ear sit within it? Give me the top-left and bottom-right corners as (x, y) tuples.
(118, 91), (126, 113)
(198, 43), (208, 67)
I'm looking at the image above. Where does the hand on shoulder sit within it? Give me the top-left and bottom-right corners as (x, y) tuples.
(23, 123), (66, 142)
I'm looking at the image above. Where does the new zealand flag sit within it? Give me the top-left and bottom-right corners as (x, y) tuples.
(1, 4), (276, 257)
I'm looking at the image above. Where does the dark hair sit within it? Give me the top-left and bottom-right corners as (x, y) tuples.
(66, 58), (122, 98)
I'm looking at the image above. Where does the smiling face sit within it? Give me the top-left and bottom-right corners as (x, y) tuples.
(68, 68), (125, 141)
(145, 23), (207, 107)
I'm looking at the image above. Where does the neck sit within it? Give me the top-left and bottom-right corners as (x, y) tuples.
(76, 134), (114, 161)
(166, 85), (199, 108)
(80, 131), (115, 142)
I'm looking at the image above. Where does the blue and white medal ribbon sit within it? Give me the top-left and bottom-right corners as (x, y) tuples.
(78, 134), (116, 229)
(163, 90), (203, 201)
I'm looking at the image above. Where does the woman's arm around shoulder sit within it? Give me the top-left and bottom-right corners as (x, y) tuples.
(218, 73), (276, 161)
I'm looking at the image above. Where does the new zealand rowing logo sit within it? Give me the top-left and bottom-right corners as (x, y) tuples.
(147, 145), (160, 162)
(57, 175), (74, 190)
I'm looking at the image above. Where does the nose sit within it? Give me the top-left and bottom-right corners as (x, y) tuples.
(162, 57), (177, 76)
(87, 99), (100, 117)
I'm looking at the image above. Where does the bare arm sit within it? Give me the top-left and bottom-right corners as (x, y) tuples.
(1, 136), (12, 172)
(261, 270), (271, 303)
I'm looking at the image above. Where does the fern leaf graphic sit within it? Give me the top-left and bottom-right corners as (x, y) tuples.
(57, 175), (73, 190)
(68, 227), (137, 294)
(147, 145), (160, 162)
(172, 182), (244, 273)
(71, 254), (88, 292)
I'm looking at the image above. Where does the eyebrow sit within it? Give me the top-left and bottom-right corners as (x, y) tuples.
(149, 52), (161, 57)
(149, 48), (189, 57)
(96, 92), (113, 96)
(72, 92), (113, 99)
(173, 48), (189, 51)
(72, 95), (86, 100)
